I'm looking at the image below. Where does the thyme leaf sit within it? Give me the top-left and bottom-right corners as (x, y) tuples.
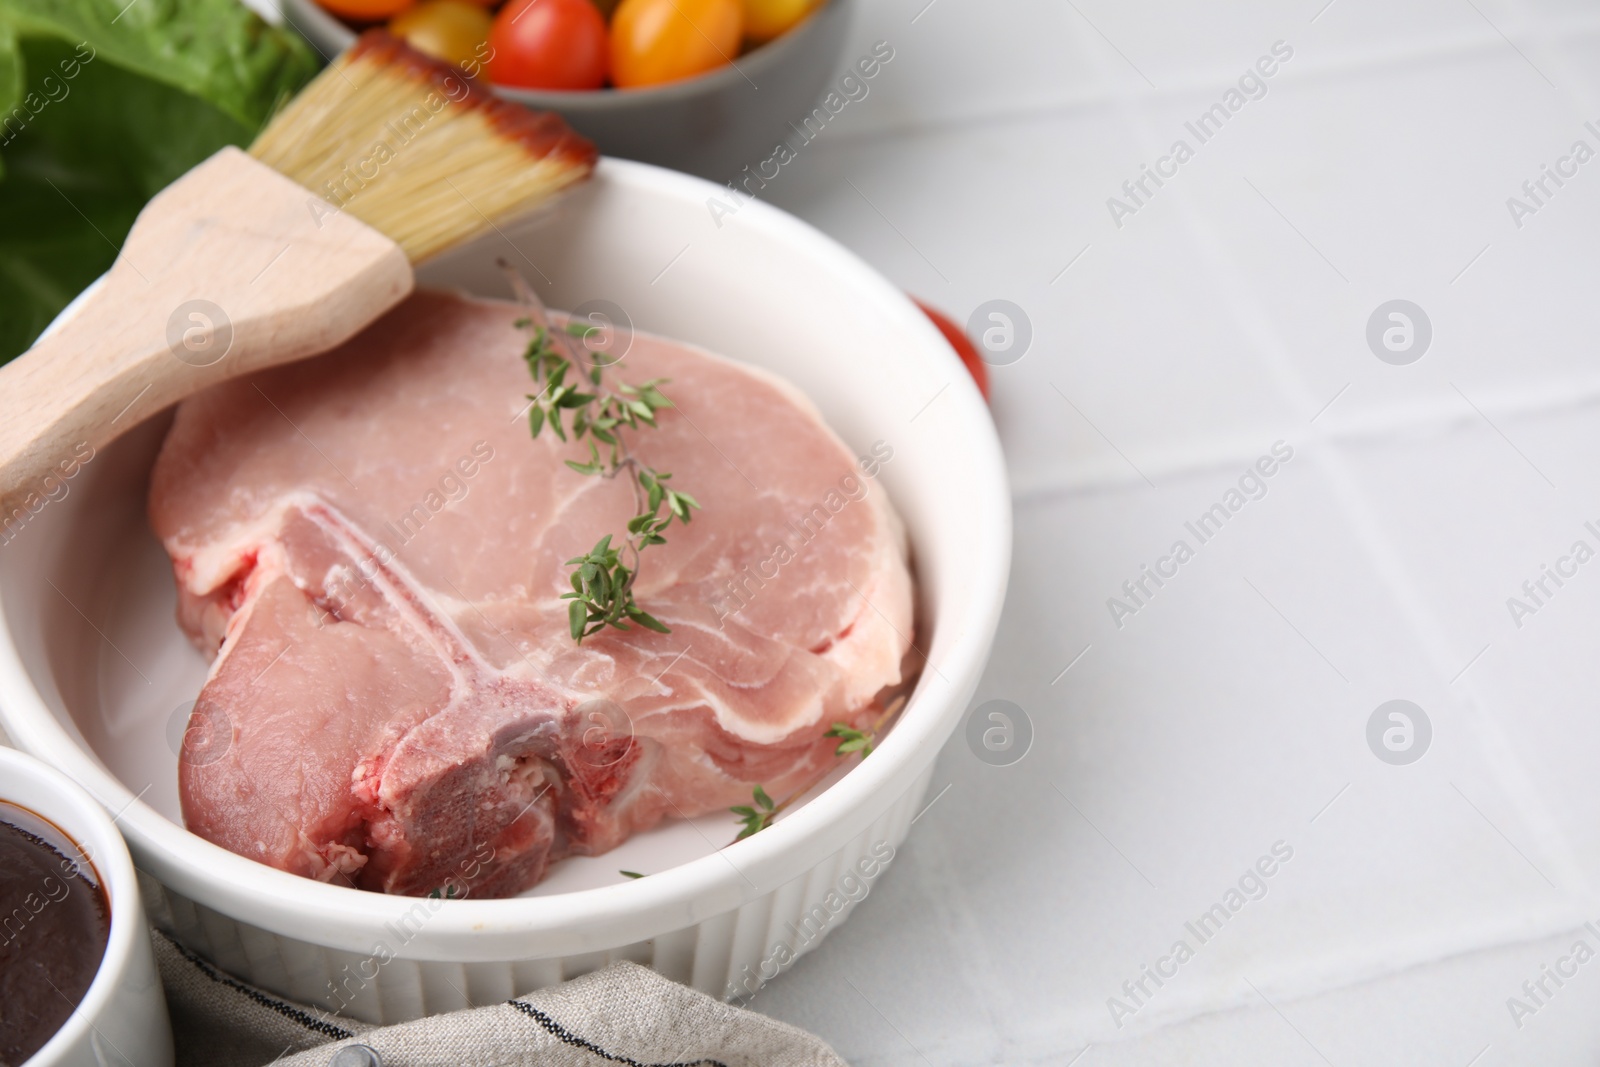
(824, 723), (874, 757)
(731, 784), (776, 840)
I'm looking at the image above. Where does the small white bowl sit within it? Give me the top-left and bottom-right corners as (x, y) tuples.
(0, 158), (1009, 1022)
(0, 748), (172, 1067)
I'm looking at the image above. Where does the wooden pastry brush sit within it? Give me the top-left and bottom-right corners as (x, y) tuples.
(0, 30), (595, 517)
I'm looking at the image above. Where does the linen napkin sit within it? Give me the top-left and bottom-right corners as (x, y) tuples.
(154, 932), (846, 1067)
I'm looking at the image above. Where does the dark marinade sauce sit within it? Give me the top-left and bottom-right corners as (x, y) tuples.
(0, 801), (110, 1066)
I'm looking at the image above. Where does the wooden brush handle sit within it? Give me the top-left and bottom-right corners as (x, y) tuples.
(0, 147), (412, 522)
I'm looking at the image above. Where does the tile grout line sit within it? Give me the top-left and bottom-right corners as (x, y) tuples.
(1155, 143), (1597, 905)
(1005, 374), (1600, 506)
(795, 18), (1600, 150)
(975, 910), (1600, 1056)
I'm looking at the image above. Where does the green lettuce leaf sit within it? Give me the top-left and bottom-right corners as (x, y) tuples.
(0, 0), (317, 361)
(0, 0), (317, 129)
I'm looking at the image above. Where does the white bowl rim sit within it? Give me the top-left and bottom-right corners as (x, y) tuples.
(0, 156), (1010, 955)
(0, 747), (145, 1067)
(282, 0), (848, 109)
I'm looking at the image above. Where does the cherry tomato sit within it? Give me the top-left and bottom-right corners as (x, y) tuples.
(610, 0), (742, 89)
(488, 0), (609, 90)
(390, 0), (493, 69)
(317, 0), (414, 22)
(914, 299), (990, 401)
(741, 0), (818, 43)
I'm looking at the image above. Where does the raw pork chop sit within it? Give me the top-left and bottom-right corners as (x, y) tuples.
(150, 290), (912, 896)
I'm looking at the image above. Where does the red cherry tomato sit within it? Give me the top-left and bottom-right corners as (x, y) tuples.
(914, 299), (990, 401)
(317, 0), (413, 20)
(487, 0), (608, 91)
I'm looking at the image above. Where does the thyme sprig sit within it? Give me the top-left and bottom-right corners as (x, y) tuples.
(502, 264), (699, 644)
(731, 785), (776, 840)
(824, 723), (873, 757)
(728, 695), (909, 843)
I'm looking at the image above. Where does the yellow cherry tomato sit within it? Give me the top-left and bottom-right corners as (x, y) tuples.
(610, 0), (742, 89)
(317, 0), (414, 22)
(741, 0), (818, 43)
(390, 0), (493, 69)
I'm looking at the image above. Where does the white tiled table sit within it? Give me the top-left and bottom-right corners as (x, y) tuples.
(732, 0), (1600, 1063)
(115, 0), (1600, 1058)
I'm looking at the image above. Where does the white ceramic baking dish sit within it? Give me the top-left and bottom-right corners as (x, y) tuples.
(0, 158), (1009, 1023)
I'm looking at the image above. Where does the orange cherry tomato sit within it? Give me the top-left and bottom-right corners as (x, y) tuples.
(317, 0), (414, 22)
(610, 0), (742, 89)
(914, 299), (990, 401)
(741, 0), (818, 43)
(488, 0), (609, 90)
(390, 0), (493, 68)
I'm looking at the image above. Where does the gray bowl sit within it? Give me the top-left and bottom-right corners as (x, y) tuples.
(281, 0), (856, 181)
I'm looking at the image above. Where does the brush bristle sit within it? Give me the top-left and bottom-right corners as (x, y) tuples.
(249, 31), (598, 263)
